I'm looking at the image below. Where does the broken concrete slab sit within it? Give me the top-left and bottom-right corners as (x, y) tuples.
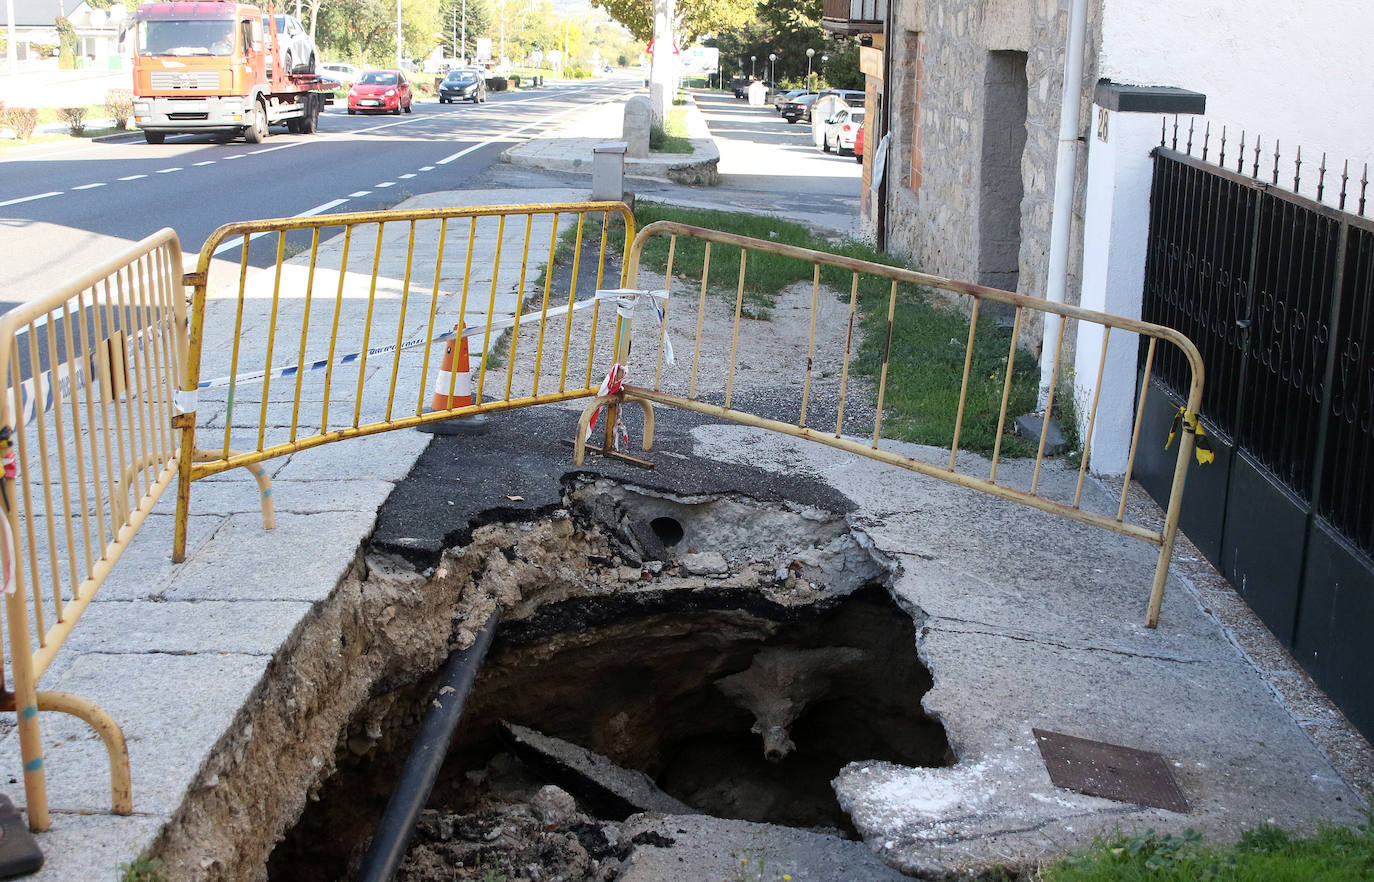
(616, 814), (910, 881)
(500, 722), (693, 820)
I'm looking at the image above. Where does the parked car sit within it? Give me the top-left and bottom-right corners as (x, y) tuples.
(818, 88), (865, 109)
(823, 107), (866, 155)
(319, 61), (362, 84)
(347, 69), (413, 114)
(854, 124), (864, 162)
(772, 88), (812, 112)
(780, 92), (819, 124)
(439, 68), (487, 103)
(265, 13), (315, 74)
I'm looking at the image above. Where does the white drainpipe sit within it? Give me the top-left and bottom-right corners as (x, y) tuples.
(1039, 0), (1091, 408)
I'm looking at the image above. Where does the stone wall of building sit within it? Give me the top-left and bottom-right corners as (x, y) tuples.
(879, 0), (1102, 347)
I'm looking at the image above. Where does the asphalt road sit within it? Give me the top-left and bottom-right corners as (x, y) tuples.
(0, 78), (635, 307)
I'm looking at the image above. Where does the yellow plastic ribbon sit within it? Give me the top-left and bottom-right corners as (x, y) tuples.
(1165, 406), (1215, 465)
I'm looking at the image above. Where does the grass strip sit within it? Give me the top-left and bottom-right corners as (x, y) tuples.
(1040, 818), (1374, 882)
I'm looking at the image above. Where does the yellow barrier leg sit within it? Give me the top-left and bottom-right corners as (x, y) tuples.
(36, 692), (132, 815)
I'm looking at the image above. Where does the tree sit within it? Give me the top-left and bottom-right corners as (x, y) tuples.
(438, 0), (491, 60)
(592, 0), (750, 47)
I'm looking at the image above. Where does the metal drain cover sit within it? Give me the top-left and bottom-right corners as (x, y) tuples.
(1034, 728), (1190, 813)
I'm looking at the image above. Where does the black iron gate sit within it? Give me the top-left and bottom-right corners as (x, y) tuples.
(1135, 137), (1374, 741)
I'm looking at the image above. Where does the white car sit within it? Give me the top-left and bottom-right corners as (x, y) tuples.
(265, 13), (315, 75)
(823, 107), (866, 155)
(319, 61), (362, 84)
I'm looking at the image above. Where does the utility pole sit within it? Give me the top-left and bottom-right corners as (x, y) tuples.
(461, 0), (467, 63)
(396, 0), (403, 70)
(647, 0), (674, 124)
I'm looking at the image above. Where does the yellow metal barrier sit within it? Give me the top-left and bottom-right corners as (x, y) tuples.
(576, 221), (1205, 628)
(174, 202), (635, 561)
(0, 230), (190, 830)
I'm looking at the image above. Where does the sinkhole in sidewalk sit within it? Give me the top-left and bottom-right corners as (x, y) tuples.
(266, 480), (951, 881)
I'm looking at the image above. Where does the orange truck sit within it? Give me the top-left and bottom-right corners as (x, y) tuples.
(130, 1), (331, 144)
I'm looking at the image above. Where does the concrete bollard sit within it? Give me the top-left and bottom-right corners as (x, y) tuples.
(592, 141), (628, 201)
(623, 95), (651, 158)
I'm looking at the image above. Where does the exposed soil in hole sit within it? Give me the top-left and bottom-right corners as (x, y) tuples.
(266, 481), (946, 881)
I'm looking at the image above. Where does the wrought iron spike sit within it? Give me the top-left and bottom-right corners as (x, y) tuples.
(1293, 146), (1302, 193)
(1186, 118), (1195, 154)
(1361, 163), (1368, 216)
(1317, 152), (1327, 203)
(1160, 115), (1166, 147)
(1237, 131), (1246, 174)
(1340, 159), (1349, 210)
(1171, 114), (1179, 151)
(1253, 135), (1262, 178)
(1218, 125), (1227, 168)
(1202, 121), (1211, 161)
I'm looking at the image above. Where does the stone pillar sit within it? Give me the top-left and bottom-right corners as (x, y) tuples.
(622, 95), (651, 158)
(1074, 82), (1205, 474)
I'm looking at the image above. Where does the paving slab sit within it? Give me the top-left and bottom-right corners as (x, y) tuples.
(692, 424), (1367, 875)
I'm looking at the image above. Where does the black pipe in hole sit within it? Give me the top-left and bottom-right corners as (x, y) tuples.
(649, 516), (685, 547)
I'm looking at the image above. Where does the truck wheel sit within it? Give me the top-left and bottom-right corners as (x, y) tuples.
(245, 100), (268, 143)
(144, 131), (165, 144)
(286, 117), (301, 134)
(301, 102), (319, 134)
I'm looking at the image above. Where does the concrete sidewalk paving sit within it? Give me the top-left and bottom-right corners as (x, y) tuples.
(0, 88), (1369, 880)
(501, 91), (719, 185)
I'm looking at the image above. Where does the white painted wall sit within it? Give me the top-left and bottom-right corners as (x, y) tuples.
(1100, 0), (1374, 194)
(1075, 106), (1160, 475)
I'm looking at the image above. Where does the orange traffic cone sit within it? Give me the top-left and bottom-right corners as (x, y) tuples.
(430, 325), (473, 411)
(417, 324), (487, 435)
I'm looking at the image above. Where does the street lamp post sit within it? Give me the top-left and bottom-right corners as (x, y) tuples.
(768, 52), (776, 85)
(750, 55), (755, 78)
(806, 47), (814, 91)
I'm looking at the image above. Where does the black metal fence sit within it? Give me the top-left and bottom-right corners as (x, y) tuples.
(1138, 121), (1374, 740)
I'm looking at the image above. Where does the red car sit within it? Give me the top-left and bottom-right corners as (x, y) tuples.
(348, 69), (413, 115)
(854, 124), (864, 163)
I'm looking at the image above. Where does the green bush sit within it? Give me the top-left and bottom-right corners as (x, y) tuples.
(485, 77), (508, 91)
(565, 65), (593, 79)
(59, 106), (87, 136)
(105, 89), (132, 130)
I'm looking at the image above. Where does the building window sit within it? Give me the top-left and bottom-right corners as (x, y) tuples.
(903, 30), (924, 196)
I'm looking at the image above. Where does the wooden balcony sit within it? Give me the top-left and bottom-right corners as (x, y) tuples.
(821, 0), (885, 34)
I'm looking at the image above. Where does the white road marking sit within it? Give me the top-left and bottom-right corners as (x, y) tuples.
(223, 154), (245, 160)
(399, 173), (416, 179)
(193, 160), (216, 166)
(418, 166), (435, 171)
(348, 190), (371, 197)
(433, 94), (615, 166)
(376, 181), (394, 188)
(210, 198), (349, 256)
(118, 174), (147, 180)
(0, 191), (61, 207)
(72, 182), (106, 190)
(156, 167), (183, 174)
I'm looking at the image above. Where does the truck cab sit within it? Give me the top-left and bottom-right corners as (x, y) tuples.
(131, 0), (327, 144)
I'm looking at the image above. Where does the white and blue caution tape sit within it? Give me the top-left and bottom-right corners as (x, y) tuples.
(592, 288), (673, 365)
(186, 298), (605, 409)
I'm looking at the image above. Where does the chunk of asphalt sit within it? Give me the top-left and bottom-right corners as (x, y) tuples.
(0, 795), (42, 878)
(1012, 413), (1068, 455)
(500, 722), (694, 821)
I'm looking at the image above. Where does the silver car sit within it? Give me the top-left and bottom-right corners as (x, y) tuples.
(265, 13), (315, 75)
